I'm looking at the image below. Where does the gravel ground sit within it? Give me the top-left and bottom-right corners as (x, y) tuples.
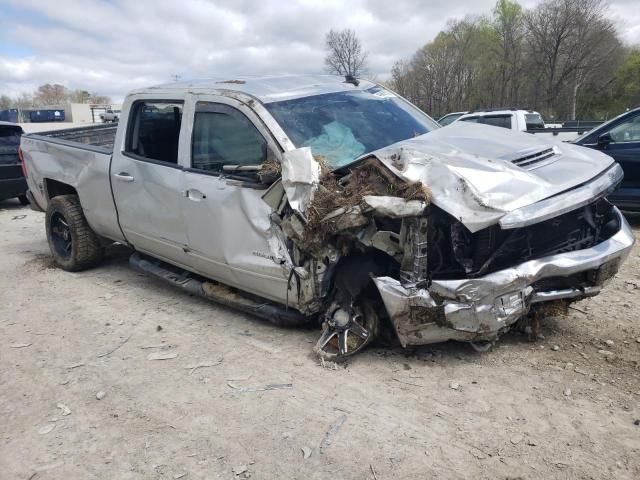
(1, 199), (639, 480)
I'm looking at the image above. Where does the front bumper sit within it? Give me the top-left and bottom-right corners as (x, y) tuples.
(373, 208), (635, 347)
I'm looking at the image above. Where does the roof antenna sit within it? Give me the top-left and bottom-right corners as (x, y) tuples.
(344, 74), (359, 86)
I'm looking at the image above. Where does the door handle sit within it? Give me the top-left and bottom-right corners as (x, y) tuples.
(184, 188), (206, 201)
(113, 172), (135, 182)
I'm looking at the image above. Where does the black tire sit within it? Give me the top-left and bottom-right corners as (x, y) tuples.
(45, 194), (103, 271)
(18, 194), (29, 206)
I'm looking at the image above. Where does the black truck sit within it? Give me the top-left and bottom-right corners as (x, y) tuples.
(0, 121), (28, 204)
(575, 108), (640, 211)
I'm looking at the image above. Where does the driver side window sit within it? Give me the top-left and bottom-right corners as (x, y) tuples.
(609, 115), (640, 143)
(191, 102), (267, 173)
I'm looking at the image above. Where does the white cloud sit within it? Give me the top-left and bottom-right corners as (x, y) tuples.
(0, 0), (637, 102)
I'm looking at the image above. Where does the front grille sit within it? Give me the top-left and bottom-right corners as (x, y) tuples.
(510, 148), (555, 168)
(429, 199), (620, 280)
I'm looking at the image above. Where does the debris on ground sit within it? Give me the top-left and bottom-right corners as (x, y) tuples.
(96, 334), (131, 358)
(510, 434), (523, 445)
(37, 423), (55, 435)
(232, 464), (248, 476)
(147, 351), (178, 361)
(301, 446), (312, 459)
(9, 342), (32, 348)
(597, 349), (614, 357)
(449, 382), (460, 390)
(96, 390), (106, 400)
(319, 357), (340, 370)
(229, 383), (292, 393)
(563, 388), (572, 397)
(57, 403), (71, 416)
(319, 414), (347, 454)
(184, 358), (223, 375)
(140, 343), (170, 349)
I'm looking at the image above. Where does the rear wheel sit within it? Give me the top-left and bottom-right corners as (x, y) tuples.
(18, 194), (29, 206)
(45, 195), (103, 271)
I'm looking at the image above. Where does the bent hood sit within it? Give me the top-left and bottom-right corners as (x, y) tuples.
(364, 122), (615, 232)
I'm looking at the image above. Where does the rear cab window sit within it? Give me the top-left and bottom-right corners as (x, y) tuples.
(461, 114), (512, 129)
(125, 101), (183, 165)
(525, 113), (545, 129)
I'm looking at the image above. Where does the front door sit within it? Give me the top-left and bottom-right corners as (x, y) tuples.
(110, 99), (191, 267)
(586, 111), (640, 208)
(181, 98), (290, 303)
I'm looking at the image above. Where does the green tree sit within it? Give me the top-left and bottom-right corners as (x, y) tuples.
(614, 49), (640, 109)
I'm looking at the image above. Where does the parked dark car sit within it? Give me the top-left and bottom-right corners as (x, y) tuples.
(0, 121), (28, 204)
(574, 108), (640, 210)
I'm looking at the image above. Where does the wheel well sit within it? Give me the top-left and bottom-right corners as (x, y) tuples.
(331, 251), (397, 299)
(45, 179), (77, 200)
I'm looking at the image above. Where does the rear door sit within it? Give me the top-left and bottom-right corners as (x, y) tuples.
(180, 96), (290, 303)
(110, 99), (191, 267)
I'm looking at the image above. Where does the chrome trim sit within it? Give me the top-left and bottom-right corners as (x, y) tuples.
(530, 286), (601, 303)
(499, 163), (624, 229)
(373, 208), (634, 347)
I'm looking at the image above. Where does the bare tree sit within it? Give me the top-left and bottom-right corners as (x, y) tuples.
(90, 94), (112, 105)
(68, 89), (91, 103)
(0, 95), (12, 109)
(33, 83), (68, 106)
(324, 29), (368, 77)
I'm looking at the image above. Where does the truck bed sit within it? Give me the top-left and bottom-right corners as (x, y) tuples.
(21, 123), (124, 243)
(32, 124), (117, 152)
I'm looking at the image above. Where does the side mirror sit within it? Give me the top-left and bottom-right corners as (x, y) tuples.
(597, 132), (612, 147)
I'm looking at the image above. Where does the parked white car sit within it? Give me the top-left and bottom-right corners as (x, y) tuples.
(452, 109), (592, 141)
(99, 109), (120, 122)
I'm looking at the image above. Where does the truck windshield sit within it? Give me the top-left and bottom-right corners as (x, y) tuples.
(265, 88), (438, 168)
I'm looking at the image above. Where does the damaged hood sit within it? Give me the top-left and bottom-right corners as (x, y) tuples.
(365, 122), (616, 232)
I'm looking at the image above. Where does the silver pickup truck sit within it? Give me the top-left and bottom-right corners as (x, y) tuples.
(21, 75), (634, 359)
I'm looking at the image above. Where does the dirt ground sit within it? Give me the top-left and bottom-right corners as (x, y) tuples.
(1, 199), (639, 480)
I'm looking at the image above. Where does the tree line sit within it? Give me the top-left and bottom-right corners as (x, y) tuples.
(386, 0), (639, 120)
(0, 84), (111, 111)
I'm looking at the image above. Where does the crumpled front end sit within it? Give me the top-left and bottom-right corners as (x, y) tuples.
(373, 207), (634, 347)
(268, 139), (632, 357)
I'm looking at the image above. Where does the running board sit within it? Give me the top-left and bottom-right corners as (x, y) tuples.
(129, 252), (313, 327)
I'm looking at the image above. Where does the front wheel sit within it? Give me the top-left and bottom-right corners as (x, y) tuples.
(314, 299), (379, 360)
(45, 194), (104, 271)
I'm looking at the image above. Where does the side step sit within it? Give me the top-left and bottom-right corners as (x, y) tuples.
(129, 252), (314, 328)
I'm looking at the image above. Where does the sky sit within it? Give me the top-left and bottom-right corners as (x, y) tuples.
(0, 0), (639, 103)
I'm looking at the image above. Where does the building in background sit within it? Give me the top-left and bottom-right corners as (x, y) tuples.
(0, 104), (122, 124)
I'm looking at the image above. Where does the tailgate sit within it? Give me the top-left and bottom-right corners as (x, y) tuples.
(0, 126), (22, 165)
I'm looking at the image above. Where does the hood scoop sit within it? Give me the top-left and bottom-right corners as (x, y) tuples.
(506, 146), (558, 170)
